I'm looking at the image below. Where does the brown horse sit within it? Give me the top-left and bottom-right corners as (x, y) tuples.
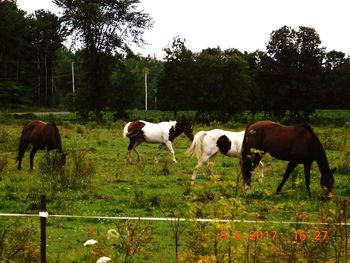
(241, 120), (335, 198)
(17, 120), (66, 170)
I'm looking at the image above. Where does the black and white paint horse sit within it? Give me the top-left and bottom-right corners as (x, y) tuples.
(123, 120), (194, 163)
(187, 129), (264, 184)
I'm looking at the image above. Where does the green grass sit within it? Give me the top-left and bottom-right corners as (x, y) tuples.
(0, 112), (350, 262)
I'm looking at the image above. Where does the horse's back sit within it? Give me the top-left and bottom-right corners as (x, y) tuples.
(124, 120), (146, 137)
(142, 121), (174, 143)
(23, 120), (46, 141)
(22, 120), (61, 149)
(203, 129), (244, 156)
(124, 120), (174, 143)
(245, 121), (316, 161)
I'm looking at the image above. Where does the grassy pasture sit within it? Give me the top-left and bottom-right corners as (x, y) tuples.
(0, 112), (349, 262)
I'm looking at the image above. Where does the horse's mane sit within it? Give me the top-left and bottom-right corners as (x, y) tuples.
(49, 122), (63, 150)
(299, 123), (317, 137)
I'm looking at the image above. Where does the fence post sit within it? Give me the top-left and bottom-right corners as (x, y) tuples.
(40, 194), (47, 263)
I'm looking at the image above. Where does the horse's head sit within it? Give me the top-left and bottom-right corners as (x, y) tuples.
(322, 167), (336, 198)
(60, 151), (67, 166)
(182, 121), (194, 141)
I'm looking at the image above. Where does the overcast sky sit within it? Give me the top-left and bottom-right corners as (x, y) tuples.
(17, 0), (350, 59)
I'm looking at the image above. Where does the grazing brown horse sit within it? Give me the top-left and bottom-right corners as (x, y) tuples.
(17, 120), (66, 170)
(241, 120), (335, 198)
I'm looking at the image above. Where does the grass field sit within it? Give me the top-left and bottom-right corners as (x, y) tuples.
(0, 111), (349, 262)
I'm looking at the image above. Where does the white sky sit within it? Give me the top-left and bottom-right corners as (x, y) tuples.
(17, 0), (350, 59)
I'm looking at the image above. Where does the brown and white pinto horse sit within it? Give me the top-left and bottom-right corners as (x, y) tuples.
(241, 120), (335, 198)
(123, 120), (194, 163)
(17, 120), (66, 170)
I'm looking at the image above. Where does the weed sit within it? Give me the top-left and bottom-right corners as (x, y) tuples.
(0, 220), (40, 262)
(109, 220), (153, 263)
(37, 149), (95, 194)
(0, 155), (9, 180)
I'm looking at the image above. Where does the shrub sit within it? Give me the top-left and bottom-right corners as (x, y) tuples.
(0, 155), (9, 180)
(0, 126), (18, 152)
(337, 150), (350, 174)
(0, 220), (40, 262)
(38, 149), (95, 194)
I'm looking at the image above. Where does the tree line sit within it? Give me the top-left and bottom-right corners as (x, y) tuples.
(1, 0), (349, 122)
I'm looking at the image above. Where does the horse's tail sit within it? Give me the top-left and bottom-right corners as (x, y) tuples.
(186, 131), (207, 160)
(300, 123), (316, 137)
(241, 123), (252, 157)
(16, 122), (29, 162)
(16, 124), (27, 162)
(123, 122), (132, 138)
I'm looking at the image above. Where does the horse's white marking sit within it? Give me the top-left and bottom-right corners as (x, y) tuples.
(187, 129), (264, 183)
(123, 120), (179, 162)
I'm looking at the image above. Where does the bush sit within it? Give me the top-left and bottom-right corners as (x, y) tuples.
(38, 149), (95, 194)
(0, 126), (18, 152)
(0, 220), (40, 262)
(0, 155), (9, 180)
(0, 81), (32, 107)
(337, 151), (350, 174)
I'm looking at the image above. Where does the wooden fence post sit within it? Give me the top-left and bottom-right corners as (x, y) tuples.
(40, 194), (47, 263)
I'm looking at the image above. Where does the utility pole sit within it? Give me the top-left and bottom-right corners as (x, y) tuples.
(144, 68), (148, 111)
(71, 61), (75, 96)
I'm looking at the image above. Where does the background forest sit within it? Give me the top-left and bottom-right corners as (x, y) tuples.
(1, 0), (349, 122)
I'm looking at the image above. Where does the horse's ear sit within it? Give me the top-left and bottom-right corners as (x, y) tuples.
(331, 167), (336, 174)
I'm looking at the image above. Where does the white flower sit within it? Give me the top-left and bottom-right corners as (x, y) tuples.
(96, 256), (112, 263)
(83, 239), (98, 246)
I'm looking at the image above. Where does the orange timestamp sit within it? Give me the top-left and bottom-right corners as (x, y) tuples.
(219, 229), (329, 242)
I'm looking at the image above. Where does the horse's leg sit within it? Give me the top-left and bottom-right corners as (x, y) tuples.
(303, 162), (312, 198)
(155, 144), (166, 163)
(252, 154), (262, 170)
(127, 137), (137, 162)
(258, 161), (265, 183)
(165, 141), (177, 163)
(191, 161), (203, 184)
(241, 154), (253, 191)
(191, 151), (214, 184)
(207, 153), (217, 175)
(132, 140), (143, 161)
(29, 147), (38, 170)
(17, 141), (29, 170)
(276, 161), (298, 194)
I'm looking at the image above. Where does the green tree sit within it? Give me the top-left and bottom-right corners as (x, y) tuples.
(54, 0), (153, 121)
(27, 10), (63, 107)
(158, 37), (195, 117)
(294, 26), (325, 118)
(194, 48), (251, 122)
(323, 51), (350, 108)
(265, 25), (325, 120)
(245, 50), (271, 116)
(0, 0), (26, 81)
(108, 54), (163, 116)
(0, 0), (30, 107)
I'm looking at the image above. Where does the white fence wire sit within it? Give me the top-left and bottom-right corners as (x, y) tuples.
(0, 212), (349, 226)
